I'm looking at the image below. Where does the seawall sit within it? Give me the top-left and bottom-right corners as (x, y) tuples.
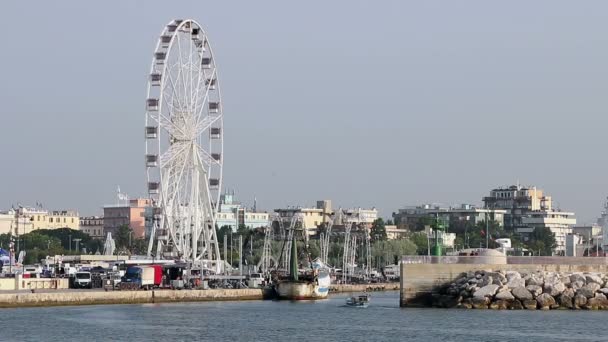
(0, 289), (265, 308)
(0, 283), (397, 308)
(329, 283), (399, 293)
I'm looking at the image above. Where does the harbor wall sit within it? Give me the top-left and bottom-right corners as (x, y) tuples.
(400, 262), (608, 307)
(0, 288), (265, 308)
(0, 279), (15, 290)
(0, 276), (70, 291)
(0, 283), (398, 308)
(329, 283), (398, 293)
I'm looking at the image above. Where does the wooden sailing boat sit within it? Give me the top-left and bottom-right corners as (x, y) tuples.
(274, 220), (331, 300)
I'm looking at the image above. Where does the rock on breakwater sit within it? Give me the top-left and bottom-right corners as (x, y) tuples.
(433, 270), (608, 310)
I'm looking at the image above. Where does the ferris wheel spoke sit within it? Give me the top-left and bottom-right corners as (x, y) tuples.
(192, 68), (215, 123)
(190, 59), (205, 122)
(189, 34), (196, 116)
(165, 64), (188, 113)
(156, 111), (188, 140)
(192, 68), (215, 126)
(195, 144), (221, 168)
(167, 149), (192, 212)
(176, 34), (190, 115)
(160, 142), (189, 168)
(193, 113), (221, 137)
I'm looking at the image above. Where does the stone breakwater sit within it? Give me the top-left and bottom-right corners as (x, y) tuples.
(434, 270), (608, 310)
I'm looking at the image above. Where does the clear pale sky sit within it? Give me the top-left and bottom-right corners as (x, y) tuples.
(1, 1), (607, 223)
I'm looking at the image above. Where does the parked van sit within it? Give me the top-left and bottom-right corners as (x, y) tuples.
(73, 271), (92, 288)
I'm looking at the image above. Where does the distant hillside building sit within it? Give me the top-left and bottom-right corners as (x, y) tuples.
(483, 185), (552, 229)
(215, 193), (269, 232)
(275, 200), (333, 236)
(104, 198), (150, 239)
(0, 213), (15, 235)
(392, 204), (506, 231)
(385, 225), (408, 240)
(0, 206), (80, 235)
(80, 216), (104, 239)
(483, 184), (576, 255)
(334, 207), (379, 229)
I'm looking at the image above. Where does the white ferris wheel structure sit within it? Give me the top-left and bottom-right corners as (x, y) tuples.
(144, 19), (223, 271)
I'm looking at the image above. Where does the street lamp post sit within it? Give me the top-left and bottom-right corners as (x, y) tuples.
(485, 212), (489, 249)
(73, 238), (82, 254)
(16, 215), (20, 254)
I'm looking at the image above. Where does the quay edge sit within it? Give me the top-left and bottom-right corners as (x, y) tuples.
(0, 283), (398, 308)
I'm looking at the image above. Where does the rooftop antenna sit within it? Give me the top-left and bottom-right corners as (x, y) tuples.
(253, 196), (257, 212)
(117, 185), (128, 205)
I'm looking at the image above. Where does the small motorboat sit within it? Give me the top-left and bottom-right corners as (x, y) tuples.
(345, 294), (370, 308)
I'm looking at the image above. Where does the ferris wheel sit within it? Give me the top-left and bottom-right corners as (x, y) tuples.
(145, 19), (223, 269)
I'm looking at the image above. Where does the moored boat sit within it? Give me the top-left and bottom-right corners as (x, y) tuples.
(275, 272), (330, 300)
(274, 222), (331, 300)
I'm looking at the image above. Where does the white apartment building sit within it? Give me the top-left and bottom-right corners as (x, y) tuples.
(335, 207), (379, 228)
(484, 184), (576, 255)
(518, 210), (576, 255)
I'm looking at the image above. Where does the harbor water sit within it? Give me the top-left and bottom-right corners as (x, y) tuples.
(1, 291), (606, 341)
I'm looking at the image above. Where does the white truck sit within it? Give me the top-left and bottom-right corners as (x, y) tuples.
(120, 265), (162, 290)
(73, 271), (92, 288)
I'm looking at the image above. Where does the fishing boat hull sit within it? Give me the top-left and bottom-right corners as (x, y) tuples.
(345, 294), (370, 308)
(345, 302), (369, 308)
(275, 281), (329, 300)
(346, 299), (369, 308)
(275, 272), (331, 300)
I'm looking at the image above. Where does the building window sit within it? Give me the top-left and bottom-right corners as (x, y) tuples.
(49, 218), (53, 223)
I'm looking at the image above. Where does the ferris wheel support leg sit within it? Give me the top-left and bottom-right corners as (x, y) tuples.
(147, 223), (156, 257)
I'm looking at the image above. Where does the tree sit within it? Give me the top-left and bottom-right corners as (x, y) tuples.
(1, 230), (80, 264)
(371, 239), (417, 267)
(34, 228), (95, 252)
(414, 216), (434, 232)
(526, 227), (556, 255)
(114, 225), (133, 251)
(216, 225), (233, 248)
(409, 232), (429, 255)
(237, 224), (248, 234)
(130, 238), (148, 255)
(314, 222), (329, 239)
(370, 218), (387, 243)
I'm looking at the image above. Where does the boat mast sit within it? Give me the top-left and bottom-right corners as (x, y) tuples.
(290, 230), (298, 281)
